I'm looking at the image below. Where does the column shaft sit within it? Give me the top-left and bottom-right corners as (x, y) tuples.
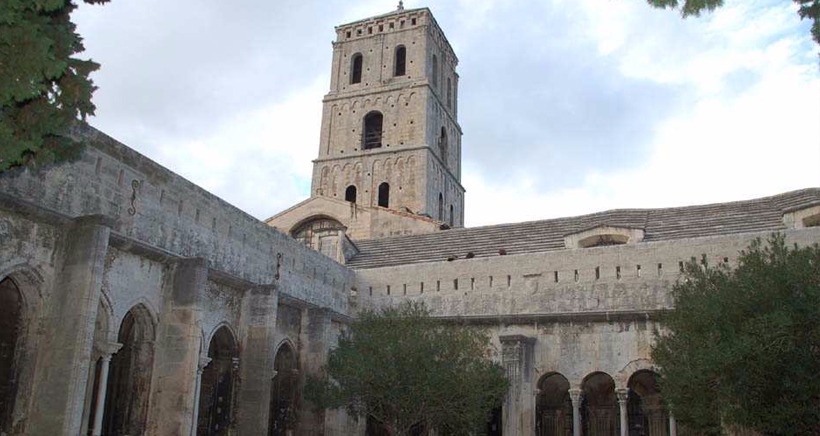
(569, 389), (582, 436)
(90, 355), (112, 436)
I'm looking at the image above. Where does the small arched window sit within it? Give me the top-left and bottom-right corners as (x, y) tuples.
(394, 46), (406, 76)
(362, 111), (384, 149)
(439, 127), (448, 164)
(449, 205), (454, 227)
(351, 53), (363, 84)
(446, 77), (452, 108)
(431, 54), (438, 89)
(378, 183), (390, 208)
(345, 185), (357, 203)
(438, 193), (444, 220)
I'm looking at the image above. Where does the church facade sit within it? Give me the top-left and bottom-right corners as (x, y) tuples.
(1, 5), (819, 436)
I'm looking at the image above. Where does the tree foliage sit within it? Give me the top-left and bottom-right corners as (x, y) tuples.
(306, 302), (508, 436)
(647, 0), (820, 45)
(651, 234), (820, 435)
(0, 0), (108, 172)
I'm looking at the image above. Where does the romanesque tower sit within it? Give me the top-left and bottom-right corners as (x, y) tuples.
(311, 5), (464, 227)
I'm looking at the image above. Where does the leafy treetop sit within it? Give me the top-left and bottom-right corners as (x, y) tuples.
(651, 234), (820, 435)
(306, 302), (508, 436)
(0, 0), (109, 172)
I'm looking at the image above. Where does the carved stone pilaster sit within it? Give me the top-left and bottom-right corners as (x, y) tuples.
(499, 335), (536, 435)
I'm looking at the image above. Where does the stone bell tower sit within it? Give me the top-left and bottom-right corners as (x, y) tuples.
(310, 4), (464, 227)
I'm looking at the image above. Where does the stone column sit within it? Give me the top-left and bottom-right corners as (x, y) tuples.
(569, 388), (582, 436)
(147, 257), (208, 436)
(91, 342), (123, 436)
(28, 215), (111, 436)
(669, 414), (677, 436)
(234, 285), (278, 435)
(189, 356), (211, 436)
(616, 388), (629, 436)
(499, 335), (536, 436)
(300, 307), (333, 434)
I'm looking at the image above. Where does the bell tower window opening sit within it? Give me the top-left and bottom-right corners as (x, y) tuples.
(345, 185), (357, 203)
(438, 193), (444, 220)
(362, 111), (384, 149)
(378, 183), (390, 208)
(431, 54), (439, 89)
(446, 77), (452, 108)
(439, 127), (448, 164)
(449, 205), (454, 227)
(350, 53), (363, 84)
(394, 45), (406, 76)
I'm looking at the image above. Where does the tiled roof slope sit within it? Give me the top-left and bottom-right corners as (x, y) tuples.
(347, 189), (820, 269)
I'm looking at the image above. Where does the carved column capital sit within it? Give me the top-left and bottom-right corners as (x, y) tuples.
(616, 387), (629, 404)
(568, 388), (582, 407)
(94, 342), (123, 360)
(197, 356), (212, 374)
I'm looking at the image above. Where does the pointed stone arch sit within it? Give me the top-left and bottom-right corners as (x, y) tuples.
(269, 339), (299, 435)
(0, 263), (43, 434)
(198, 324), (239, 435)
(103, 303), (156, 436)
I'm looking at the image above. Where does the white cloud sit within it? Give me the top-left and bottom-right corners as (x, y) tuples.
(73, 1), (819, 227)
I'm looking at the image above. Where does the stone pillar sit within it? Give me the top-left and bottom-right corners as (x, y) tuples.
(669, 414), (677, 436)
(300, 307), (333, 434)
(499, 335), (536, 436)
(28, 216), (111, 435)
(569, 388), (582, 436)
(234, 285), (278, 435)
(616, 388), (628, 436)
(91, 342), (122, 436)
(190, 356), (211, 436)
(147, 257), (208, 436)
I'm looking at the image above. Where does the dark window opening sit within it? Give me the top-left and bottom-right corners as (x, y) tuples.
(345, 185), (357, 203)
(394, 46), (406, 76)
(363, 111), (384, 149)
(439, 127), (448, 164)
(438, 193), (444, 220)
(269, 343), (298, 435)
(200, 327), (239, 436)
(431, 54), (439, 88)
(378, 183), (390, 208)
(104, 306), (155, 436)
(449, 205), (454, 227)
(351, 54), (363, 84)
(447, 77), (452, 107)
(0, 278), (21, 434)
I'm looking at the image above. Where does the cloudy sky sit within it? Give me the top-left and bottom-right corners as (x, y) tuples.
(72, 0), (819, 227)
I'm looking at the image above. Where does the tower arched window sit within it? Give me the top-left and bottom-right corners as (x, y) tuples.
(438, 193), (444, 220)
(345, 185), (357, 203)
(378, 183), (390, 208)
(449, 205), (454, 227)
(431, 54), (438, 89)
(362, 111), (384, 149)
(439, 127), (448, 164)
(446, 77), (452, 108)
(394, 45), (406, 76)
(351, 53), (363, 84)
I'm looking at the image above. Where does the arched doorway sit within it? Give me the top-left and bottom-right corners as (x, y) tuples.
(198, 326), (238, 435)
(537, 372), (572, 436)
(0, 278), (22, 434)
(627, 370), (668, 436)
(581, 372), (618, 436)
(269, 342), (298, 435)
(103, 305), (155, 435)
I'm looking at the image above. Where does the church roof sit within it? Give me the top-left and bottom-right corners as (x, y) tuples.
(346, 188), (820, 269)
